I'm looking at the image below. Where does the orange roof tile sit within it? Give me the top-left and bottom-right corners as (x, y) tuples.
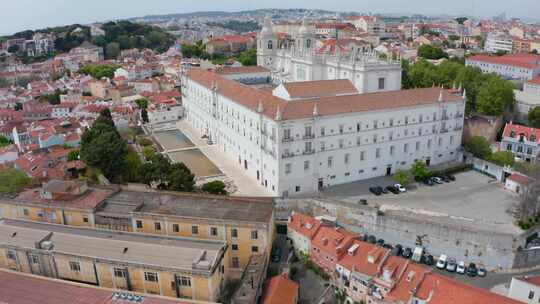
(288, 212), (323, 239)
(338, 240), (390, 277)
(312, 225), (358, 257)
(281, 79), (359, 99)
(262, 273), (299, 304)
(468, 53), (540, 69)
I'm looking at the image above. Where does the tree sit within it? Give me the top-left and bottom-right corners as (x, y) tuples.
(0, 168), (32, 194)
(476, 76), (515, 116)
(105, 42), (121, 59)
(529, 106), (540, 128)
(0, 135), (11, 147)
(123, 147), (143, 182)
(394, 169), (412, 186)
(140, 153), (171, 187)
(417, 45), (448, 60)
(142, 146), (156, 160)
(238, 48), (257, 66)
(167, 163), (195, 192)
(79, 64), (119, 79)
(67, 150), (80, 161)
(488, 151), (515, 167)
(201, 181), (227, 195)
(410, 161), (430, 181)
(141, 109), (149, 123)
(135, 98), (148, 109)
(80, 109), (127, 181)
(464, 136), (492, 159)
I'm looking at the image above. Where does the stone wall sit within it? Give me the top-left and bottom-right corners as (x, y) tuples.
(277, 198), (527, 270)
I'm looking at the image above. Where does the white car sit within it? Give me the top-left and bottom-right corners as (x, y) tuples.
(457, 261), (466, 274)
(432, 177), (443, 184)
(436, 254), (447, 269)
(394, 184), (407, 193)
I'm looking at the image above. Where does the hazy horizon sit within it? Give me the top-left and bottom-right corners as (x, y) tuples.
(1, 0), (539, 36)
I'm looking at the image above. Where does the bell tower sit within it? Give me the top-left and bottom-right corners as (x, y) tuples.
(257, 16), (277, 68)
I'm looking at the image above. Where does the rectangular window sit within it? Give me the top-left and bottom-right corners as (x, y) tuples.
(339, 125), (344, 134)
(305, 125), (312, 137)
(29, 254), (39, 264)
(506, 144), (512, 151)
(339, 139), (344, 148)
(173, 224), (179, 232)
(210, 227), (218, 236)
(154, 222), (161, 231)
(295, 186), (301, 192)
(450, 136), (454, 145)
(356, 123), (361, 132)
(69, 261), (81, 272)
(438, 138), (443, 147)
(320, 126), (326, 136)
(419, 114), (423, 123)
(23, 209), (29, 216)
(389, 118), (394, 127)
(285, 163), (292, 174)
(376, 148), (381, 158)
(232, 244), (239, 251)
(251, 230), (258, 240)
(144, 272), (159, 282)
(114, 268), (127, 278)
(378, 77), (385, 90)
(232, 257), (240, 268)
(251, 246), (259, 253)
(416, 141), (420, 151)
(320, 141), (326, 151)
(390, 146), (395, 156)
(231, 228), (238, 238)
(83, 216), (89, 223)
(327, 156), (333, 168)
(192, 225), (199, 235)
(404, 143), (409, 153)
(529, 291), (535, 299)
(177, 276), (191, 287)
(6, 250), (16, 260)
(405, 116), (409, 124)
(428, 139), (432, 149)
(373, 120), (378, 129)
(360, 151), (365, 161)
(283, 129), (291, 140)
(373, 134), (377, 143)
(136, 220), (143, 229)
(304, 160), (310, 170)
(356, 137), (361, 146)
(344, 153), (350, 164)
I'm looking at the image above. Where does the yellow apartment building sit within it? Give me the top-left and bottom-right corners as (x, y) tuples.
(0, 219), (227, 302)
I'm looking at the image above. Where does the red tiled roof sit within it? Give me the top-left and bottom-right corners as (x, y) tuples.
(415, 273), (522, 304)
(0, 269), (194, 304)
(468, 53), (540, 69)
(262, 273), (299, 304)
(386, 263), (431, 302)
(186, 69), (463, 121)
(337, 240), (390, 277)
(216, 66), (270, 75)
(15, 186), (114, 210)
(508, 173), (531, 185)
(288, 212), (323, 239)
(503, 122), (540, 143)
(281, 79), (359, 99)
(311, 225), (358, 257)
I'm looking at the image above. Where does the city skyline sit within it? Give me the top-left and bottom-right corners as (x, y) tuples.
(1, 0), (539, 36)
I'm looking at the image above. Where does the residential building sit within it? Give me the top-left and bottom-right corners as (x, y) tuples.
(0, 219), (226, 302)
(182, 68), (465, 196)
(287, 211), (323, 255)
(205, 34), (256, 56)
(505, 173), (532, 195)
(0, 181), (274, 278)
(484, 32), (514, 53)
(0, 145), (18, 164)
(0, 269), (215, 304)
(500, 122), (540, 162)
(257, 16), (401, 93)
(508, 276), (540, 303)
(261, 273), (299, 304)
(310, 225), (358, 273)
(466, 53), (540, 81)
(514, 76), (540, 121)
(347, 16), (387, 37)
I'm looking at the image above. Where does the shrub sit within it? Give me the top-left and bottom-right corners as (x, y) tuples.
(137, 137), (153, 147)
(464, 136), (492, 159)
(143, 146), (156, 160)
(201, 180), (227, 195)
(289, 266), (298, 280)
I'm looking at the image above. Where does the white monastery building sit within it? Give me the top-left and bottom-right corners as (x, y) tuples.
(256, 16), (402, 93)
(180, 18), (465, 197)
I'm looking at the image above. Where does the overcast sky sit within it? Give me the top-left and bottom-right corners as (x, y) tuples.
(1, 0), (539, 35)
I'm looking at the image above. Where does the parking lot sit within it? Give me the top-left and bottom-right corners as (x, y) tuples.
(323, 170), (520, 235)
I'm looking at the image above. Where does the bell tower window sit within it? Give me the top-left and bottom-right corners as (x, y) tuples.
(268, 40), (273, 50)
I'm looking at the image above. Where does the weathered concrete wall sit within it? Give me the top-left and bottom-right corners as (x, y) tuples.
(276, 198), (523, 270)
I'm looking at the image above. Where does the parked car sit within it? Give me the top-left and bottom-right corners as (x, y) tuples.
(392, 244), (403, 256)
(402, 247), (413, 259)
(381, 187), (389, 194)
(412, 247), (424, 262)
(423, 178), (434, 186)
(422, 254), (434, 266)
(271, 248), (281, 263)
(358, 199), (368, 205)
(394, 184), (407, 193)
(467, 263), (478, 277)
(447, 175), (456, 181)
(436, 254), (448, 269)
(386, 185), (400, 194)
(382, 244), (393, 250)
(432, 177), (443, 184)
(367, 235), (377, 244)
(446, 258), (457, 272)
(456, 261), (466, 274)
(377, 239), (385, 246)
(369, 186), (383, 196)
(477, 265), (487, 277)
(441, 175), (451, 183)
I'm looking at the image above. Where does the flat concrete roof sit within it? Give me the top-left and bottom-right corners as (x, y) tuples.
(0, 220), (226, 273)
(107, 190), (274, 224)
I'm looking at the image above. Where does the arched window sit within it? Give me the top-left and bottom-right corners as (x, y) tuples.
(306, 39), (312, 48)
(267, 40), (273, 50)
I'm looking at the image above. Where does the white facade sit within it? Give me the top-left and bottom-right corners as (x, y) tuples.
(508, 277), (540, 303)
(484, 33), (514, 53)
(147, 105), (184, 124)
(182, 70), (464, 196)
(466, 58), (540, 81)
(257, 17), (401, 94)
(287, 228), (312, 255)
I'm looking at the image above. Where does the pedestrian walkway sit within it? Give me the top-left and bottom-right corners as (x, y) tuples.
(176, 120), (274, 197)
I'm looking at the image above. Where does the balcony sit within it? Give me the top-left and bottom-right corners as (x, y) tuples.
(303, 134), (315, 140)
(440, 128), (449, 133)
(282, 153), (294, 159)
(303, 149), (315, 155)
(282, 137), (294, 143)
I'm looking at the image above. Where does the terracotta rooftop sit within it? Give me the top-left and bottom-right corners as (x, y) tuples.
(215, 66), (270, 75)
(14, 186), (114, 210)
(288, 212), (323, 239)
(508, 173), (532, 185)
(186, 69), (463, 121)
(311, 225), (359, 257)
(503, 122), (540, 143)
(279, 79), (359, 99)
(337, 240), (390, 277)
(468, 53), (540, 69)
(262, 273), (299, 304)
